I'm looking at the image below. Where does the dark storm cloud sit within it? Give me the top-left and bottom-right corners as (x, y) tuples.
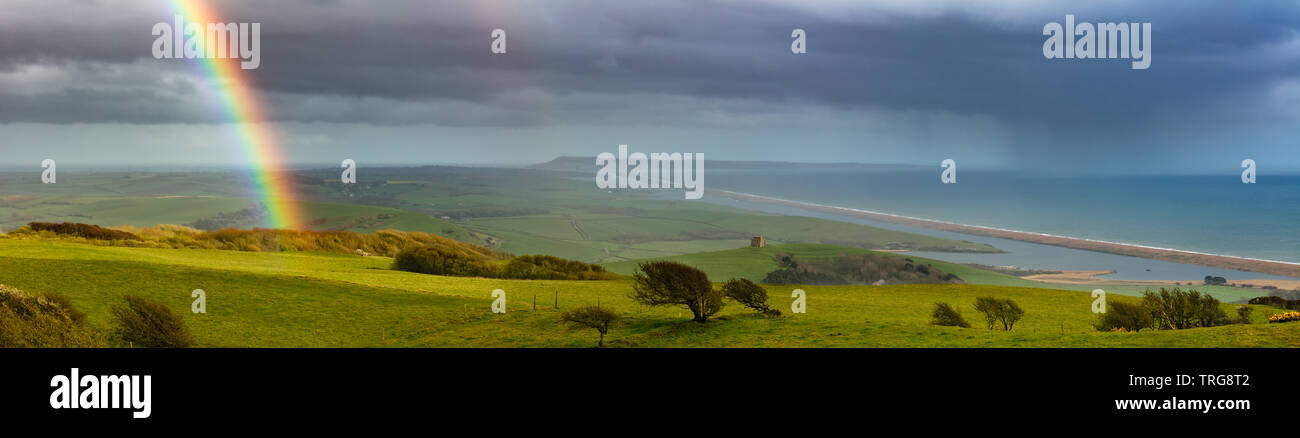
(0, 0), (1296, 127)
(1, 0), (1299, 173)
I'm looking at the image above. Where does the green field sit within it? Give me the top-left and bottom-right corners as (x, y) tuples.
(1, 238), (1294, 348)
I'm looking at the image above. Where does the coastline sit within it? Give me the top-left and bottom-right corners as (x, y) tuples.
(1022, 270), (1300, 288)
(711, 189), (1300, 279)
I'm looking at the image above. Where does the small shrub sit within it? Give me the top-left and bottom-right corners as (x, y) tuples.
(972, 297), (1024, 331)
(722, 278), (780, 316)
(558, 306), (621, 347)
(930, 302), (970, 328)
(112, 295), (193, 348)
(1094, 301), (1153, 332)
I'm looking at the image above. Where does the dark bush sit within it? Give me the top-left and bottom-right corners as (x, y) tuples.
(722, 278), (780, 316)
(762, 268), (844, 285)
(761, 253), (962, 285)
(1249, 295), (1300, 310)
(930, 302), (970, 328)
(393, 248), (614, 281)
(28, 222), (141, 241)
(500, 254), (615, 280)
(629, 261), (724, 323)
(111, 295), (193, 348)
(1094, 301), (1154, 332)
(558, 306), (621, 347)
(972, 297), (1024, 331)
(392, 245), (495, 277)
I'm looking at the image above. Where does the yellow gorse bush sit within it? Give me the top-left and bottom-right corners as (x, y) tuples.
(1267, 311), (1300, 323)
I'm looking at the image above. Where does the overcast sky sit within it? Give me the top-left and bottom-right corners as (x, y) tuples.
(1, 0), (1298, 174)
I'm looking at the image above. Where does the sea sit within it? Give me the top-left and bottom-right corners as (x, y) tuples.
(701, 168), (1300, 281)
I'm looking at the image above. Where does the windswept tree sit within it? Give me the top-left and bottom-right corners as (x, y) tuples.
(629, 261), (724, 323)
(930, 302), (970, 328)
(972, 297), (1024, 331)
(722, 278), (780, 316)
(112, 295), (193, 348)
(558, 306), (621, 347)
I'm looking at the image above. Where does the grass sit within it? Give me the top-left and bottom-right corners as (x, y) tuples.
(3, 168), (1292, 347)
(0, 238), (1294, 348)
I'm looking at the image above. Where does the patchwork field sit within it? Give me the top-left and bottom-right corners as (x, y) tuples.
(0, 168), (1000, 263)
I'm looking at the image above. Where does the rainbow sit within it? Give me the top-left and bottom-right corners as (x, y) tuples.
(170, 0), (304, 229)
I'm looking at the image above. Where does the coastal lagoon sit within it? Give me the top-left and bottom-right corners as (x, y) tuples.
(702, 168), (1300, 281)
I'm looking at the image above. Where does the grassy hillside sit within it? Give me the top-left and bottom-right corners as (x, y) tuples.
(0, 239), (1293, 348)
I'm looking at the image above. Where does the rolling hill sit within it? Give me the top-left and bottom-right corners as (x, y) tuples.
(0, 238), (1293, 348)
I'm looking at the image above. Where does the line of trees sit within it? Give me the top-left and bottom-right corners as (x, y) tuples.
(1095, 288), (1239, 332)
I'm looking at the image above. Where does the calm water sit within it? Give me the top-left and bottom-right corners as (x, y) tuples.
(701, 169), (1300, 280)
